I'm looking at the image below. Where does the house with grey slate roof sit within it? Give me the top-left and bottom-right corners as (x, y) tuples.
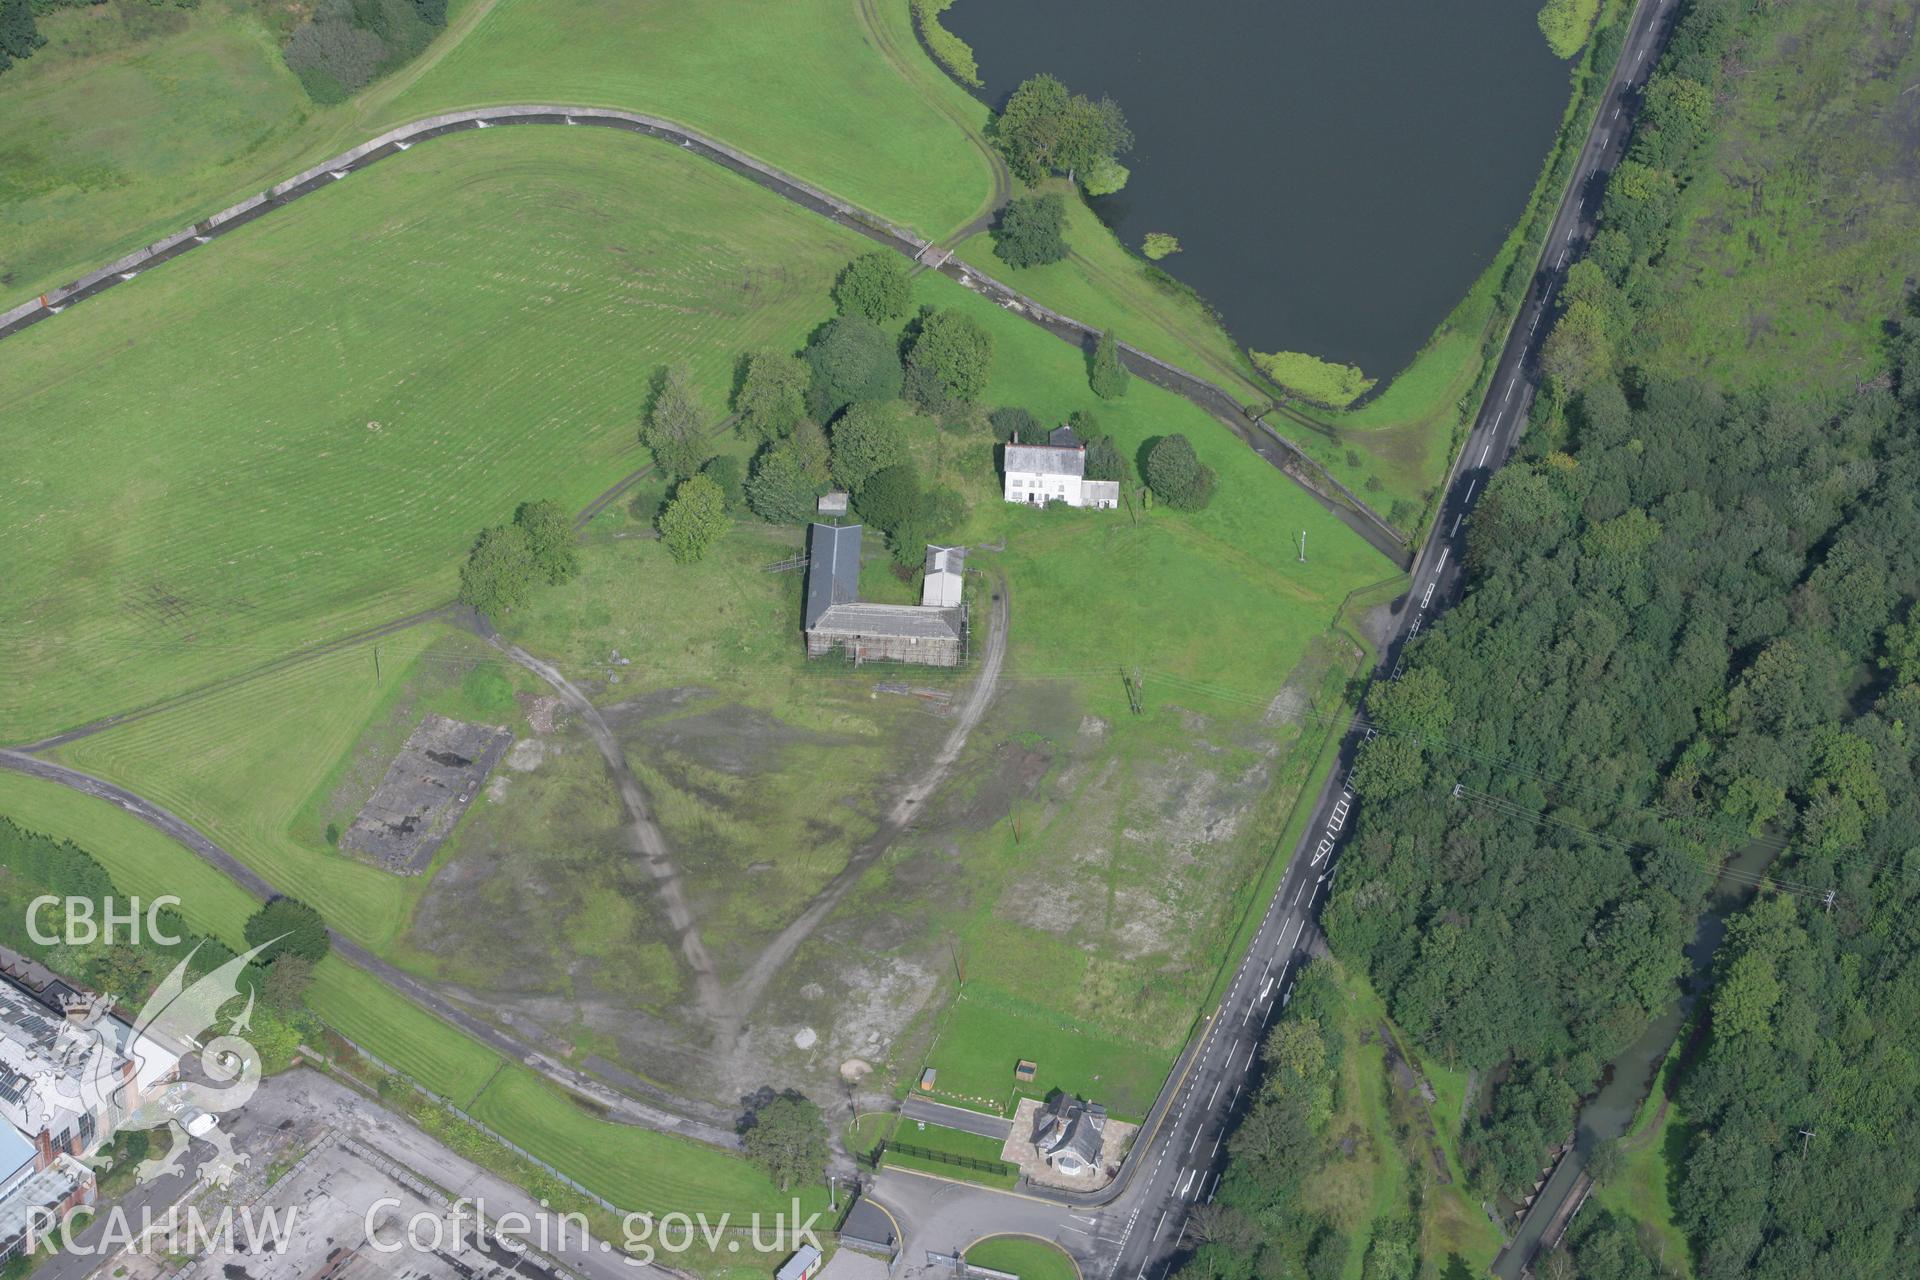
(802, 524), (966, 667)
(1030, 1093), (1107, 1176)
(1003, 425), (1119, 509)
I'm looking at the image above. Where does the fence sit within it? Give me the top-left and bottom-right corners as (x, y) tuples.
(300, 1035), (623, 1216)
(875, 1140), (1017, 1179)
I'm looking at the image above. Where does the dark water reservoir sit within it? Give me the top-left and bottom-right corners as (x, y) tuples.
(946, 0), (1571, 381)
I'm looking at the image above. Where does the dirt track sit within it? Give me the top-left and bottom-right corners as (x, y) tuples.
(475, 620), (729, 1026)
(720, 571), (1012, 1049)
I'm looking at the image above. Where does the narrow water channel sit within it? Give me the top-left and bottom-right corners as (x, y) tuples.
(945, 0), (1568, 380)
(1494, 838), (1777, 1278)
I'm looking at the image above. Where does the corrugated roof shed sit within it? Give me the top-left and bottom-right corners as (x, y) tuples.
(804, 523), (863, 629)
(923, 544), (966, 576)
(811, 604), (965, 641)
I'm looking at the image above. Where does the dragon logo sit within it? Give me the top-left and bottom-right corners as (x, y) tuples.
(74, 938), (280, 1187)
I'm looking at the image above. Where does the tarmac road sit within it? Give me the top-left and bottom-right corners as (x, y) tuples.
(864, 0), (1683, 1270)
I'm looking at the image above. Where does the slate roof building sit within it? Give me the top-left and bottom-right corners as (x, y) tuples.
(802, 524), (965, 667)
(1003, 425), (1119, 509)
(1030, 1094), (1107, 1177)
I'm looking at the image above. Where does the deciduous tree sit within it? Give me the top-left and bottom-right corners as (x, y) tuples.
(657, 475), (728, 563)
(829, 400), (913, 491)
(745, 444), (817, 524)
(804, 317), (902, 421)
(1144, 433), (1213, 509)
(832, 251), (913, 324)
(513, 499), (577, 585)
(740, 1093), (828, 1192)
(245, 897), (331, 965)
(904, 309), (995, 410)
(735, 350), (810, 443)
(644, 362), (711, 480)
(458, 523), (538, 616)
(991, 194), (1068, 268)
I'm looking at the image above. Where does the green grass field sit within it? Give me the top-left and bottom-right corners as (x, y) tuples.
(882, 1121), (1017, 1190)
(919, 991), (1171, 1121)
(1, 125), (876, 740)
(0, 0), (991, 304)
(466, 1066), (831, 1219)
(307, 956), (501, 1105)
(0, 770), (262, 944)
(964, 1236), (1080, 1280)
(52, 628), (450, 951)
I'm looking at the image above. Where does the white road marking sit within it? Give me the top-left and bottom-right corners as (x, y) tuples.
(1292, 880), (1307, 906)
(1556, 249), (1568, 269)
(1612, 105), (1620, 120)
(1502, 380), (1515, 405)
(1435, 546), (1450, 575)
(1285, 918), (1303, 952)
(1209, 1079), (1223, 1107)
(1451, 512), (1463, 536)
(1211, 1133), (1223, 1158)
(1465, 479), (1478, 503)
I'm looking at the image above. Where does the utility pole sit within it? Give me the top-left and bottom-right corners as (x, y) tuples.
(1823, 888), (1837, 915)
(1799, 1127), (1816, 1158)
(373, 644), (381, 685)
(1298, 529), (1307, 563)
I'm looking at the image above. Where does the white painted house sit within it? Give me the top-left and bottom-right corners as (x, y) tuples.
(1002, 426), (1119, 510)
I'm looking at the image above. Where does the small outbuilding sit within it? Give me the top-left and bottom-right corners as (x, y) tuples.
(922, 545), (966, 608)
(817, 491), (850, 517)
(777, 1244), (823, 1280)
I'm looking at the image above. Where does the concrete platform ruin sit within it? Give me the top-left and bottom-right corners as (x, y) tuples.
(342, 714), (512, 874)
